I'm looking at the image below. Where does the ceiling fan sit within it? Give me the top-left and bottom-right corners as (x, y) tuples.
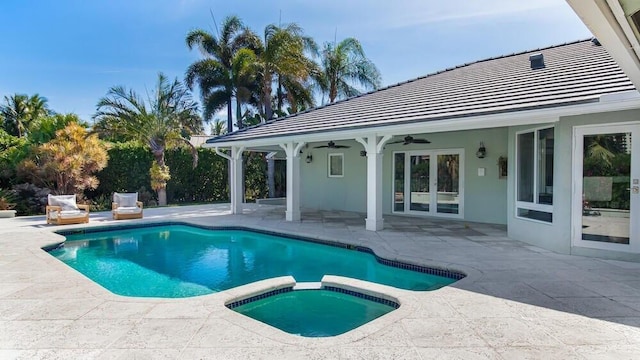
(314, 141), (351, 149)
(388, 135), (431, 145)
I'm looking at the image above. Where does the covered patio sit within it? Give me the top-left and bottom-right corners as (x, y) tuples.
(1, 203), (639, 358)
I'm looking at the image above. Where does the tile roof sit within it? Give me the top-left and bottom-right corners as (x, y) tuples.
(207, 39), (635, 144)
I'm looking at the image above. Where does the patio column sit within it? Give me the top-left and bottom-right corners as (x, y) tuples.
(356, 135), (392, 231)
(279, 142), (306, 221)
(230, 146), (245, 214)
(216, 146), (245, 214)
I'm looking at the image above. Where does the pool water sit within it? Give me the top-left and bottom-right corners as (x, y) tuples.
(49, 225), (458, 298)
(231, 289), (396, 337)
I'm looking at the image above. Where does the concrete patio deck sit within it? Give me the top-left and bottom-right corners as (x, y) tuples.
(1, 203), (639, 359)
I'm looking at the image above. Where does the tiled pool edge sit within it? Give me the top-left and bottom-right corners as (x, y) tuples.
(52, 221), (466, 283)
(226, 286), (294, 309)
(225, 285), (400, 310)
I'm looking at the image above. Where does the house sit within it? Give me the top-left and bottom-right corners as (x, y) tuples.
(204, 38), (640, 260)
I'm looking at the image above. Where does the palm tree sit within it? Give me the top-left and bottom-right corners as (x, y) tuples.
(93, 73), (201, 206)
(185, 15), (257, 132)
(317, 38), (381, 103)
(255, 23), (317, 121)
(210, 119), (227, 136)
(1, 93), (50, 138)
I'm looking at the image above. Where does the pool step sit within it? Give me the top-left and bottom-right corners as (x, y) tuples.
(293, 282), (322, 290)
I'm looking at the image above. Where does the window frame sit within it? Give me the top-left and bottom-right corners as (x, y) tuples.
(328, 153), (344, 178)
(514, 126), (555, 223)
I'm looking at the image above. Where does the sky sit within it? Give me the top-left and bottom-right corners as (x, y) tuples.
(0, 0), (592, 131)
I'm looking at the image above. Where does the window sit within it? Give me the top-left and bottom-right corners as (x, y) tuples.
(516, 127), (554, 223)
(328, 153), (344, 177)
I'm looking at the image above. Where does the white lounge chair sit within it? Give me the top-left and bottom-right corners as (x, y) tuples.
(112, 192), (143, 220)
(46, 194), (90, 225)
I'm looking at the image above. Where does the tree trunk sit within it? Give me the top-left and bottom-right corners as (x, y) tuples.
(152, 148), (168, 206)
(236, 97), (243, 129)
(158, 188), (167, 206)
(263, 74), (273, 121)
(329, 81), (337, 103)
(226, 99), (233, 133)
(277, 76), (283, 115)
(267, 156), (275, 198)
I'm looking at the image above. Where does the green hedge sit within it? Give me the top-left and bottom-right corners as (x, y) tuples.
(165, 148), (229, 203)
(89, 143), (153, 200)
(89, 143), (281, 205)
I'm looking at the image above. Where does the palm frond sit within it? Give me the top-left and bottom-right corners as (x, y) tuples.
(185, 29), (219, 57)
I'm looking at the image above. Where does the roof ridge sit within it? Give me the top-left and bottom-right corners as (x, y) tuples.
(206, 38), (595, 144)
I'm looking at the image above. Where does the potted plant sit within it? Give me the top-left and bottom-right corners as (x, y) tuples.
(0, 188), (17, 218)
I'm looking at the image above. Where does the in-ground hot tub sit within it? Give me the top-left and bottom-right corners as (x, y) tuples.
(227, 285), (399, 337)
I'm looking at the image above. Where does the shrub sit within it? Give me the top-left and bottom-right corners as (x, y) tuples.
(0, 188), (17, 210)
(18, 123), (108, 195)
(12, 183), (50, 215)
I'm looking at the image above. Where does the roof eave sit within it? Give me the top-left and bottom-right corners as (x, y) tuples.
(566, 0), (640, 89)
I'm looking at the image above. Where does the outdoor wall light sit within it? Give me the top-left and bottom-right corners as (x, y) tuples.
(360, 150), (367, 157)
(305, 153), (313, 163)
(476, 142), (487, 158)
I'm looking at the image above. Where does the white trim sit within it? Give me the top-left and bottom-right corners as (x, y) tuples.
(515, 201), (553, 213)
(214, 147), (231, 161)
(203, 93), (640, 149)
(376, 135), (393, 153)
(607, 0), (640, 70)
(571, 122), (640, 253)
(514, 125), (555, 223)
(328, 153), (344, 178)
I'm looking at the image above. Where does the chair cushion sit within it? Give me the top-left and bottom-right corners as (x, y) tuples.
(114, 206), (142, 214)
(114, 192), (138, 208)
(48, 210), (86, 219)
(48, 194), (79, 211)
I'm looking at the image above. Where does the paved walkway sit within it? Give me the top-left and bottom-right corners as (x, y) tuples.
(1, 204), (639, 359)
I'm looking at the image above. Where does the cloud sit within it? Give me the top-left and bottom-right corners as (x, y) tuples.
(302, 0), (569, 32)
(372, 0), (567, 29)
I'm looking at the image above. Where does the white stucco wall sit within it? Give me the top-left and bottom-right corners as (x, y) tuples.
(300, 127), (509, 225)
(507, 108), (640, 257)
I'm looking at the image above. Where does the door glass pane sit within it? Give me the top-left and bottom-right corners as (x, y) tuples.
(437, 154), (459, 214)
(394, 153), (405, 212)
(410, 155), (430, 212)
(518, 132), (534, 202)
(582, 132), (631, 244)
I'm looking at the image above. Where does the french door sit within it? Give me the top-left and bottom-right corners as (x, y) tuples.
(393, 149), (464, 218)
(572, 124), (640, 253)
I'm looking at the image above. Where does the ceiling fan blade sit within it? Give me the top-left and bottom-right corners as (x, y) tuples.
(412, 139), (431, 144)
(334, 145), (351, 148)
(314, 145), (329, 148)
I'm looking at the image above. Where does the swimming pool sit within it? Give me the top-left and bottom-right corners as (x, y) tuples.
(48, 224), (462, 298)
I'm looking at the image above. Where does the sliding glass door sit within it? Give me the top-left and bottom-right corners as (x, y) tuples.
(393, 150), (464, 218)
